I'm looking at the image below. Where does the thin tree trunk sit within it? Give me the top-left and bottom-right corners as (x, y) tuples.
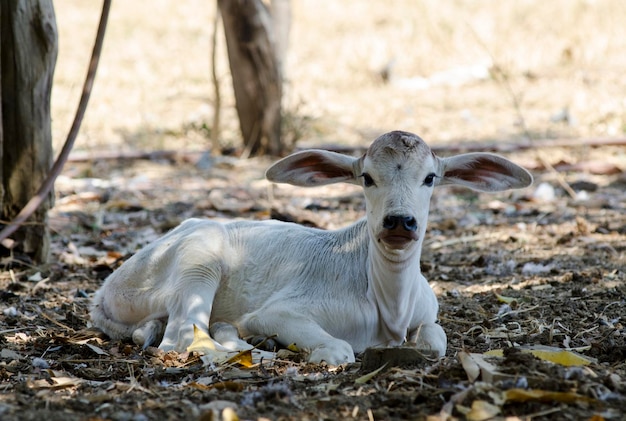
(218, 0), (284, 157)
(0, 1), (57, 263)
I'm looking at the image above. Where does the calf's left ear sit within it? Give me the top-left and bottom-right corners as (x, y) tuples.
(438, 153), (533, 192)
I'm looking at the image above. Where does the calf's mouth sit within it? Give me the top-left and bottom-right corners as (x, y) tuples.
(378, 228), (419, 249)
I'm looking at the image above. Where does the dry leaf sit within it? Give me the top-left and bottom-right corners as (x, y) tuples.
(275, 349), (299, 359)
(458, 351), (480, 383)
(493, 290), (517, 305)
(226, 349), (255, 368)
(187, 324), (218, 352)
(527, 348), (594, 367)
(85, 343), (109, 356)
(30, 373), (83, 390)
(484, 346), (594, 367)
(354, 363), (388, 384)
(465, 400), (501, 421)
(187, 324), (234, 365)
(504, 388), (595, 404)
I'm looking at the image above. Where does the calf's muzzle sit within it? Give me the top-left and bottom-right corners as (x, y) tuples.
(383, 215), (418, 232)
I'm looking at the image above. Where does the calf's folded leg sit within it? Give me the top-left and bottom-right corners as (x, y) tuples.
(407, 322), (447, 357)
(240, 308), (355, 365)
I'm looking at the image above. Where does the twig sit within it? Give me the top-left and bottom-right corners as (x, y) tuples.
(488, 305), (540, 322)
(0, 327), (31, 335)
(210, 6), (222, 153)
(61, 358), (141, 364)
(39, 311), (75, 333)
(0, 0), (112, 244)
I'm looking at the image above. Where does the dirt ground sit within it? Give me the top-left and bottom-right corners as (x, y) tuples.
(2, 1), (626, 420)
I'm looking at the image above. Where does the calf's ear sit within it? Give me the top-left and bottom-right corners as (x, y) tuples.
(438, 153), (533, 192)
(266, 150), (359, 187)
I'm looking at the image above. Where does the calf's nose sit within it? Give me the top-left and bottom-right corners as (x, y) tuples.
(383, 215), (418, 232)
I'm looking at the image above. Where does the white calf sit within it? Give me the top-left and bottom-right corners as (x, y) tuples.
(91, 131), (532, 364)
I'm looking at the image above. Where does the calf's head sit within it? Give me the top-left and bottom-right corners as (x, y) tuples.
(266, 131), (532, 261)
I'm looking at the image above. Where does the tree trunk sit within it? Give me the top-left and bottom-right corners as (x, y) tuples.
(218, 0), (285, 156)
(0, 1), (57, 263)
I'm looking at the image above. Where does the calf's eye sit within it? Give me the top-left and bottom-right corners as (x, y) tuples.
(360, 173), (376, 187)
(423, 173), (437, 187)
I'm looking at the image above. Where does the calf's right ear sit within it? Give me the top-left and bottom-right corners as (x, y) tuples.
(266, 150), (359, 187)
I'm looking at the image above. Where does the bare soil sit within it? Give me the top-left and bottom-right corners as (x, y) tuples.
(1, 153), (625, 420)
(2, 1), (626, 420)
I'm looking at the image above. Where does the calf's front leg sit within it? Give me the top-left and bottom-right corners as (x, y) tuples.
(407, 322), (447, 357)
(240, 308), (355, 365)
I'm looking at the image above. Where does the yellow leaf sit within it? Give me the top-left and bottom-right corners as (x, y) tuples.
(528, 349), (594, 367)
(187, 324), (217, 353)
(494, 290), (517, 305)
(504, 388), (595, 404)
(466, 400), (501, 421)
(226, 349), (255, 368)
(189, 380), (244, 392)
(484, 346), (594, 367)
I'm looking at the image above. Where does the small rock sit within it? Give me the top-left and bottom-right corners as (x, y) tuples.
(532, 182), (556, 202)
(361, 346), (437, 372)
(32, 357), (50, 369)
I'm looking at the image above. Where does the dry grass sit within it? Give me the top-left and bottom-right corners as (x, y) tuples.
(52, 0), (626, 154)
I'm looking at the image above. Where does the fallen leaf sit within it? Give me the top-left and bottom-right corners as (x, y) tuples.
(484, 346), (595, 367)
(187, 324), (218, 353)
(528, 348), (594, 367)
(226, 349), (255, 368)
(189, 380), (244, 392)
(28, 272), (44, 282)
(493, 290), (517, 305)
(29, 373), (83, 390)
(465, 399), (501, 421)
(85, 343), (109, 356)
(275, 348), (299, 359)
(188, 325), (235, 365)
(354, 363), (388, 385)
(458, 351), (480, 383)
(50, 376), (84, 388)
(504, 388), (595, 404)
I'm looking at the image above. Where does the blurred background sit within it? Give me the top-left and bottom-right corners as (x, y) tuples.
(52, 0), (626, 157)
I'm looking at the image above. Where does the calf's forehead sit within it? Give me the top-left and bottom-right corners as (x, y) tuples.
(365, 131), (435, 170)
